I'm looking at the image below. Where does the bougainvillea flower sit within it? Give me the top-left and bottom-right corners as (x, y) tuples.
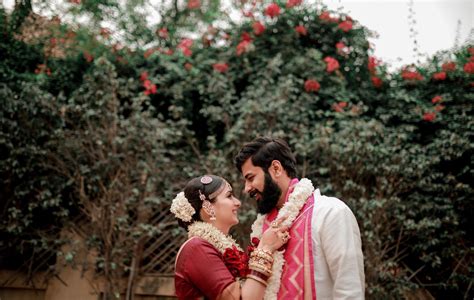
(264, 3), (281, 18)
(253, 22), (265, 36)
(324, 56), (340, 73)
(295, 25), (307, 36)
(304, 79), (320, 92)
(213, 63), (229, 73)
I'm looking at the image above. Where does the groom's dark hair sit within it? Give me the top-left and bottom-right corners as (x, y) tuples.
(234, 137), (297, 178)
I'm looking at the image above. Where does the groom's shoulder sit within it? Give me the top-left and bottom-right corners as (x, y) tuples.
(314, 189), (353, 212)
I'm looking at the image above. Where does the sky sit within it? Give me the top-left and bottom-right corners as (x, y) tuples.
(322, 0), (473, 69)
(3, 0), (473, 69)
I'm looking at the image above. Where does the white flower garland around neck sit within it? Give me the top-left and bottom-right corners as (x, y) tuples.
(250, 178), (314, 300)
(188, 221), (243, 253)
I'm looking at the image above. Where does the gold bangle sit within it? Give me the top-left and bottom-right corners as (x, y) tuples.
(248, 264), (272, 277)
(247, 274), (268, 287)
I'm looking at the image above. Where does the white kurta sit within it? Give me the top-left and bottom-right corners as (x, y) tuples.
(311, 189), (365, 299)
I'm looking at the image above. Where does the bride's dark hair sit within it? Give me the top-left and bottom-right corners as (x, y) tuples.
(176, 175), (225, 229)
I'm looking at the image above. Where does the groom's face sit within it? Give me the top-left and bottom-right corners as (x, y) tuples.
(241, 158), (282, 214)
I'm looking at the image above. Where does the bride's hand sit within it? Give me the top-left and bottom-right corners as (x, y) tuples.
(258, 217), (290, 253)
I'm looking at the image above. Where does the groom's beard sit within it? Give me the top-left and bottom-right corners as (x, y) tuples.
(257, 172), (282, 214)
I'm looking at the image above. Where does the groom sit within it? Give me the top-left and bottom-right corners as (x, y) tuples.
(235, 137), (365, 299)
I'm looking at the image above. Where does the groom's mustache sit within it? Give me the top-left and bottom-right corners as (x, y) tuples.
(249, 189), (261, 199)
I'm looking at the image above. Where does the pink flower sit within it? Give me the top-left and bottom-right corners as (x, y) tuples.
(432, 72), (446, 81)
(236, 40), (252, 56)
(442, 61), (456, 72)
(178, 39), (193, 57)
(371, 76), (383, 88)
(286, 0), (302, 8)
(295, 25), (307, 36)
(178, 38), (193, 49)
(431, 95), (442, 104)
(463, 61), (474, 74)
(213, 63), (229, 73)
(336, 42), (346, 50)
(434, 105), (445, 112)
(264, 3), (281, 18)
(304, 79), (320, 92)
(324, 56), (340, 73)
(140, 71), (148, 82)
(157, 28), (168, 39)
(144, 84), (157, 95)
(253, 22), (265, 36)
(422, 112), (436, 122)
(338, 20), (353, 32)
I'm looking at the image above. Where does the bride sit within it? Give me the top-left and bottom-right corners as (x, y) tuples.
(171, 175), (290, 300)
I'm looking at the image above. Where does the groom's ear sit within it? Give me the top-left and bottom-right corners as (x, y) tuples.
(268, 160), (283, 177)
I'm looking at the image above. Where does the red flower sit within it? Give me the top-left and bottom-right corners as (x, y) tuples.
(241, 32), (252, 42)
(184, 63), (193, 71)
(213, 63), (229, 73)
(432, 72), (446, 81)
(434, 105), (445, 112)
(178, 38), (193, 57)
(144, 48), (155, 58)
(431, 95), (442, 104)
(253, 22), (265, 36)
(463, 61), (474, 74)
(336, 42), (346, 50)
(368, 56), (378, 74)
(264, 3), (281, 18)
(324, 56), (340, 73)
(295, 25), (307, 36)
(251, 237), (260, 246)
(178, 38), (193, 49)
(140, 71), (148, 82)
(371, 76), (383, 88)
(304, 79), (320, 92)
(336, 41), (350, 55)
(144, 84), (157, 95)
(223, 246), (249, 278)
(319, 11), (338, 23)
(157, 28), (168, 39)
(286, 0), (302, 8)
(468, 47), (474, 56)
(83, 51), (94, 63)
(187, 0), (200, 9)
(442, 61), (456, 72)
(332, 103), (344, 113)
(236, 40), (252, 56)
(422, 112), (436, 122)
(338, 20), (353, 32)
(401, 70), (423, 81)
(338, 101), (348, 108)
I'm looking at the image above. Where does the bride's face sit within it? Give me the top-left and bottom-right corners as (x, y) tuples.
(212, 182), (241, 230)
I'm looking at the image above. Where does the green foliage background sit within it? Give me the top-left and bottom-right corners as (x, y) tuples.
(0, 1), (473, 298)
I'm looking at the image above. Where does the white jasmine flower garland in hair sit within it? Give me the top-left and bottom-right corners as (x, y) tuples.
(170, 192), (195, 222)
(250, 178), (314, 300)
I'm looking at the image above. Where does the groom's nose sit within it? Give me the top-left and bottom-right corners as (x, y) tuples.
(244, 181), (252, 194)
